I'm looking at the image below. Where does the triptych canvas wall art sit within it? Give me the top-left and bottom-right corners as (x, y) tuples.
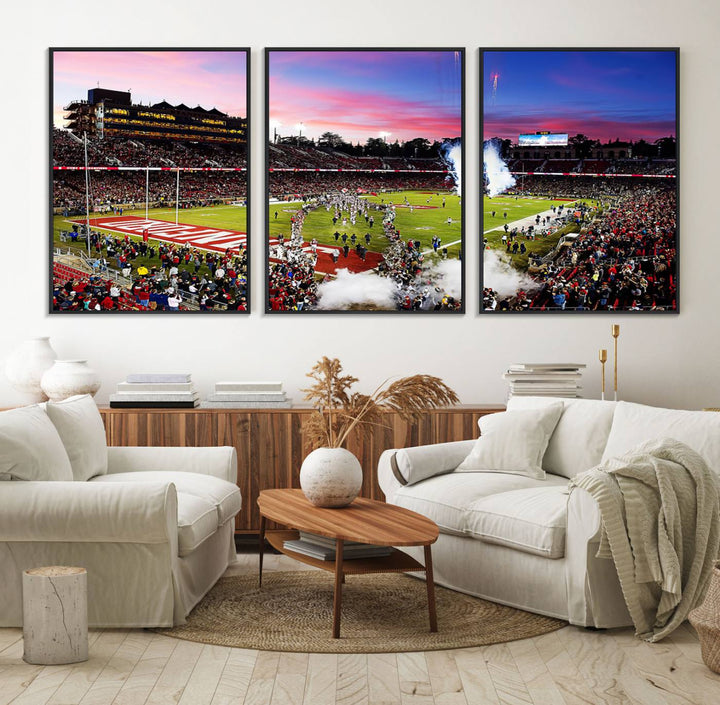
(481, 49), (678, 314)
(266, 48), (464, 313)
(50, 48), (250, 313)
(48, 47), (678, 315)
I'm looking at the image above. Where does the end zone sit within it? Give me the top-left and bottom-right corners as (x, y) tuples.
(76, 215), (247, 253)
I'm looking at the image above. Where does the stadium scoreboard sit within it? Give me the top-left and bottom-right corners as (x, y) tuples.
(518, 132), (568, 147)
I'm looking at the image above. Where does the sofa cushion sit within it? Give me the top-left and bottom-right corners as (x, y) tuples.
(456, 404), (563, 479)
(393, 471), (568, 536)
(0, 405), (73, 481)
(91, 471), (241, 525)
(392, 440), (476, 486)
(508, 396), (616, 478)
(45, 395), (108, 481)
(601, 402), (720, 477)
(176, 492), (219, 556)
(466, 486), (570, 558)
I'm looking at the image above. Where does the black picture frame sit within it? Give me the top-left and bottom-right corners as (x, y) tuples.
(480, 48), (679, 314)
(49, 47), (251, 314)
(265, 47), (465, 314)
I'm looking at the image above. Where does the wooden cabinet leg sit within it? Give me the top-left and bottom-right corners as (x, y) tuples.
(333, 539), (344, 638)
(258, 516), (266, 587)
(424, 544), (438, 633)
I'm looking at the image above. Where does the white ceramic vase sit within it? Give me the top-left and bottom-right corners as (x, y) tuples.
(299, 447), (363, 508)
(4, 337), (58, 402)
(40, 360), (101, 402)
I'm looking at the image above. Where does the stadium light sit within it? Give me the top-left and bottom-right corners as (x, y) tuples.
(296, 122), (305, 139)
(270, 119), (282, 143)
(379, 131), (391, 142)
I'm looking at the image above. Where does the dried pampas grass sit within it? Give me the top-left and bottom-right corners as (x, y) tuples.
(302, 356), (459, 450)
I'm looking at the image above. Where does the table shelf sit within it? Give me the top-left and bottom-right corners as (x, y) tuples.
(265, 529), (425, 575)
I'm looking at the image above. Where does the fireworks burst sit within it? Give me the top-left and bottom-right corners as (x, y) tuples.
(490, 72), (499, 105)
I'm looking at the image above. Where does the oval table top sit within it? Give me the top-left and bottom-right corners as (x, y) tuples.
(257, 489), (438, 546)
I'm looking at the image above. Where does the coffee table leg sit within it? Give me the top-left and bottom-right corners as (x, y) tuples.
(332, 539), (344, 638)
(424, 544), (438, 633)
(258, 515), (266, 588)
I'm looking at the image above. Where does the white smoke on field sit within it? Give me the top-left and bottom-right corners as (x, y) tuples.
(439, 140), (462, 197)
(315, 269), (397, 310)
(315, 259), (463, 311)
(483, 249), (538, 298)
(483, 141), (516, 197)
(415, 258), (462, 307)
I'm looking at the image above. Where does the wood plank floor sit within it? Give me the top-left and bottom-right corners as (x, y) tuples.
(1, 554), (718, 705)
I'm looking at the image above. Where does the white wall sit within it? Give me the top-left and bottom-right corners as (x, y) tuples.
(1, 0), (718, 410)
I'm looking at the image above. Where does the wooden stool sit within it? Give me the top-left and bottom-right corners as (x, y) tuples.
(22, 566), (88, 665)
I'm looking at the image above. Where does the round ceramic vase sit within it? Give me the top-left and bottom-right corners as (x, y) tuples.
(40, 360), (101, 402)
(5, 337), (58, 402)
(299, 447), (363, 508)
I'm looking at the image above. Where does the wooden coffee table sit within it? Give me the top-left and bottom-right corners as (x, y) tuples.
(257, 488), (439, 639)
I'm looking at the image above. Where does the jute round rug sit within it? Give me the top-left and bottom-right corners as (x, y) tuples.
(155, 571), (565, 653)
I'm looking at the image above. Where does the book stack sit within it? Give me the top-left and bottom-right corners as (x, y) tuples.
(503, 363), (586, 399)
(283, 531), (393, 561)
(109, 373), (199, 408)
(200, 381), (292, 408)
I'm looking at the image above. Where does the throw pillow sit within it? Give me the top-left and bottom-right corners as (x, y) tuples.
(456, 404), (564, 479)
(45, 394), (108, 481)
(392, 439), (476, 485)
(508, 396), (616, 478)
(0, 405), (73, 481)
(601, 401), (720, 477)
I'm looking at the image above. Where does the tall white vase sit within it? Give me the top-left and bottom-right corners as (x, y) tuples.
(4, 337), (58, 403)
(40, 360), (101, 402)
(299, 447), (363, 508)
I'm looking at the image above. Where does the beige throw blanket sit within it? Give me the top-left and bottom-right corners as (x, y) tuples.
(571, 438), (720, 641)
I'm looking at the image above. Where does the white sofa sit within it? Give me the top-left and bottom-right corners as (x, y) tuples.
(378, 397), (720, 628)
(0, 395), (241, 628)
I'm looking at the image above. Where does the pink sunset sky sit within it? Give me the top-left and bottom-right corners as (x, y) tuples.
(52, 50), (247, 129)
(268, 50), (462, 144)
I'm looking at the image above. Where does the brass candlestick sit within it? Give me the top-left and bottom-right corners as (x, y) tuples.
(611, 324), (620, 401)
(599, 349), (608, 401)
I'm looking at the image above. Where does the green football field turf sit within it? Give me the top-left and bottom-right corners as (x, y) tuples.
(268, 190), (462, 259)
(53, 203), (246, 242)
(483, 195), (586, 270)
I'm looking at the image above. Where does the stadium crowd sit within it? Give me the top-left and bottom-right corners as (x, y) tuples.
(503, 174), (662, 202)
(507, 156), (676, 176)
(54, 230), (248, 312)
(53, 129), (246, 169)
(268, 142), (444, 171)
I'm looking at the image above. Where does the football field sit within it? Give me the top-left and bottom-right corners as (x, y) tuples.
(483, 194), (584, 270)
(268, 190), (462, 268)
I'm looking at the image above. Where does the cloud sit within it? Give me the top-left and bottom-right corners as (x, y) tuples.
(53, 50), (247, 120)
(484, 111), (676, 143)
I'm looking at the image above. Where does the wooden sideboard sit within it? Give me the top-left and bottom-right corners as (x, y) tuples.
(99, 405), (504, 533)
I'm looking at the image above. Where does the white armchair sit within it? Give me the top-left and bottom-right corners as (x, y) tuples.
(0, 398), (241, 628)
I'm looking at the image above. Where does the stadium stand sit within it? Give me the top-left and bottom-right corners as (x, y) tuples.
(53, 128), (246, 169)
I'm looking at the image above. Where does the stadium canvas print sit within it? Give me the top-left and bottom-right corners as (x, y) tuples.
(481, 49), (678, 313)
(266, 48), (464, 313)
(51, 48), (249, 313)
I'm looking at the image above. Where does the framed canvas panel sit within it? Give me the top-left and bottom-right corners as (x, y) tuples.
(481, 48), (678, 314)
(50, 48), (250, 313)
(265, 48), (464, 313)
